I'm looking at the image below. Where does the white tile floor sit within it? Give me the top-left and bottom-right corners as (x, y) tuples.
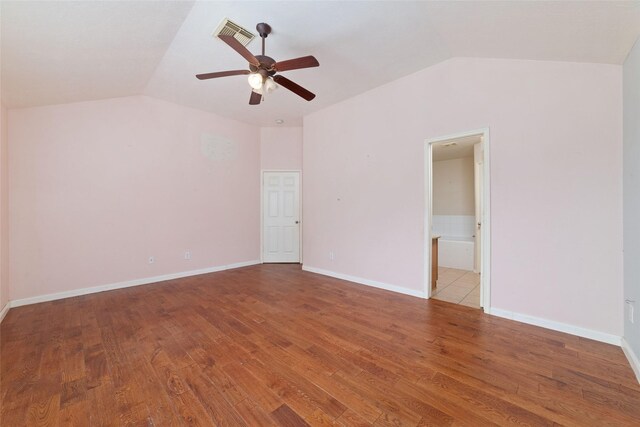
(432, 267), (480, 308)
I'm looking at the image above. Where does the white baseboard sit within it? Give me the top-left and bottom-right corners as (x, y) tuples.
(302, 265), (426, 299)
(9, 260), (261, 309)
(622, 338), (640, 384)
(488, 307), (621, 346)
(0, 302), (9, 323)
(226, 260), (262, 269)
(301, 268), (621, 347)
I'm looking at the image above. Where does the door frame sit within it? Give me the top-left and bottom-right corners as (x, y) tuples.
(260, 170), (303, 264)
(424, 128), (491, 311)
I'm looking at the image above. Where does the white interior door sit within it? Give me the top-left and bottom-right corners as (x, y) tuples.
(262, 171), (301, 263)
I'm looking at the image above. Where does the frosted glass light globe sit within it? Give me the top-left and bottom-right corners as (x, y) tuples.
(248, 73), (263, 90)
(263, 77), (277, 94)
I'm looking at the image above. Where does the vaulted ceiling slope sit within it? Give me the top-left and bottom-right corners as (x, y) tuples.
(0, 1), (196, 108)
(2, 1), (640, 126)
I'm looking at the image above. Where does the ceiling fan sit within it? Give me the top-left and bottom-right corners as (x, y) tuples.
(196, 22), (319, 105)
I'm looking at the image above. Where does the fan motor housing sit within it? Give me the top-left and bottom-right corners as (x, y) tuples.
(251, 55), (277, 75)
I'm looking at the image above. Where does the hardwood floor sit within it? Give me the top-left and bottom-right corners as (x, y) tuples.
(1, 264), (639, 426)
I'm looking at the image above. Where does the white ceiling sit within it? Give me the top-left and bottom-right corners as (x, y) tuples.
(2, 1), (640, 126)
(0, 1), (195, 108)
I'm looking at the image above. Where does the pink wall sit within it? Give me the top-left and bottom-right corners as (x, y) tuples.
(260, 127), (303, 170)
(624, 37), (640, 363)
(0, 104), (8, 310)
(9, 96), (260, 301)
(303, 58), (623, 336)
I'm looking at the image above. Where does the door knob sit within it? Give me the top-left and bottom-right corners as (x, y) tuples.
(295, 221), (299, 224)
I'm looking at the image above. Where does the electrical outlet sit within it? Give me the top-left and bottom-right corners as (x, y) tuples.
(148, 256), (155, 264)
(184, 251), (191, 260)
(627, 299), (635, 324)
(329, 251), (335, 260)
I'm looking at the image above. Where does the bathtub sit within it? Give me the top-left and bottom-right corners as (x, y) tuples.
(437, 236), (475, 271)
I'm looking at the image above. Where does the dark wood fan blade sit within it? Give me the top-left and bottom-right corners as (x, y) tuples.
(219, 35), (260, 67)
(249, 90), (262, 105)
(196, 69), (249, 80)
(273, 75), (316, 101)
(274, 55), (319, 72)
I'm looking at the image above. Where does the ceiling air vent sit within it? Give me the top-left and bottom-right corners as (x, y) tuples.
(213, 18), (255, 47)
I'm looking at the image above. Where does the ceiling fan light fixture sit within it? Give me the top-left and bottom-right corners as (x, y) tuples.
(253, 77), (277, 97)
(247, 72), (264, 90)
(263, 77), (277, 94)
(197, 22), (318, 105)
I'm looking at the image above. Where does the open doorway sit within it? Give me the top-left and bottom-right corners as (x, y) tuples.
(425, 129), (491, 310)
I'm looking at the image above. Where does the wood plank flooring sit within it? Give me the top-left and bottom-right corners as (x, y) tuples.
(1, 264), (639, 426)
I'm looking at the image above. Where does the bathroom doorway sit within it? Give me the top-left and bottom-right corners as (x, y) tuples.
(425, 129), (491, 310)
